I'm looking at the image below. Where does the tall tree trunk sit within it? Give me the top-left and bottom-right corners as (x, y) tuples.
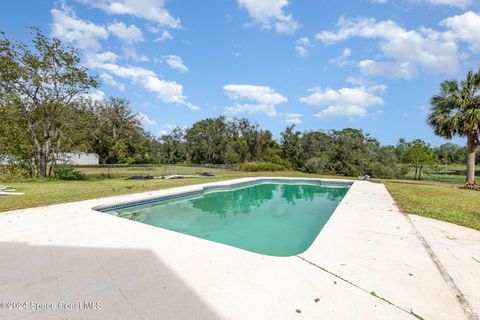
(38, 150), (47, 178)
(466, 134), (477, 184)
(418, 165), (423, 180)
(38, 135), (52, 178)
(414, 166), (418, 180)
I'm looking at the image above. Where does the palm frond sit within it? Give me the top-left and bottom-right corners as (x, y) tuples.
(428, 69), (480, 139)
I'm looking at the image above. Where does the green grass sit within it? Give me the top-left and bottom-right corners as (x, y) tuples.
(384, 180), (480, 231)
(0, 168), (347, 212)
(78, 165), (234, 179)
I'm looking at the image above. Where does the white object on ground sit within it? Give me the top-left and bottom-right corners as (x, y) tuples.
(0, 191), (24, 196)
(0, 185), (24, 195)
(158, 175), (210, 180)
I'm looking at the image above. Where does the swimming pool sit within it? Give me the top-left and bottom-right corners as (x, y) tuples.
(95, 179), (351, 256)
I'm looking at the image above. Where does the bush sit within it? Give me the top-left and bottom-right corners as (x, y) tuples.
(303, 155), (330, 174)
(366, 162), (409, 179)
(268, 154), (291, 169)
(54, 165), (86, 180)
(239, 162), (286, 172)
(0, 164), (32, 182)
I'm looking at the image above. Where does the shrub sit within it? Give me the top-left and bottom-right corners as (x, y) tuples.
(366, 162), (409, 179)
(0, 164), (32, 182)
(268, 154), (291, 169)
(54, 165), (86, 180)
(303, 155), (330, 174)
(239, 162), (286, 172)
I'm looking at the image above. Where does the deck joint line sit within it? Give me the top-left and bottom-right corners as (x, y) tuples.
(296, 255), (425, 320)
(402, 214), (479, 320)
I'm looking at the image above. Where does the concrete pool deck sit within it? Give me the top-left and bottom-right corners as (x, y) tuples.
(0, 177), (479, 320)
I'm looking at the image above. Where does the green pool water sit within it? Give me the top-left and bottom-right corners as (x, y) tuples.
(112, 182), (349, 256)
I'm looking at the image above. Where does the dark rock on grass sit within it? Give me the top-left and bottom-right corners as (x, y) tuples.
(459, 183), (480, 191)
(126, 175), (154, 180)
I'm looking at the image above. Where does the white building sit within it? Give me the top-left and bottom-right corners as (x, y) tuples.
(56, 153), (99, 165)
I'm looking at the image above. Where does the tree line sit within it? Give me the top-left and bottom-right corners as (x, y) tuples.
(1, 29), (478, 182)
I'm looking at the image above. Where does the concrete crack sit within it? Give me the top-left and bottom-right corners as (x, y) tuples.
(402, 214), (479, 320)
(296, 255), (425, 320)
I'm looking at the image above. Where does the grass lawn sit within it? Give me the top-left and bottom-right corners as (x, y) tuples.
(0, 169), (347, 212)
(384, 180), (480, 231)
(78, 165), (234, 179)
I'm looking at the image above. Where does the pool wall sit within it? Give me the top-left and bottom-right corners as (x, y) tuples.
(92, 177), (353, 213)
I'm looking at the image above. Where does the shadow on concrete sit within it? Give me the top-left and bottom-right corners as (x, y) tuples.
(0, 241), (222, 320)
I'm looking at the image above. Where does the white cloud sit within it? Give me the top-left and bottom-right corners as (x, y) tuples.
(299, 85), (386, 118)
(223, 84), (287, 116)
(155, 30), (173, 42)
(100, 63), (198, 109)
(84, 51), (119, 67)
(329, 47), (352, 66)
(346, 76), (366, 85)
(316, 16), (460, 78)
(122, 46), (149, 61)
(84, 89), (106, 101)
(237, 0), (299, 34)
(441, 11), (480, 53)
(51, 8), (108, 50)
(358, 60), (418, 79)
(136, 112), (157, 126)
(99, 73), (125, 91)
(78, 0), (181, 28)
(50, 5), (195, 111)
(285, 113), (302, 124)
(224, 84), (287, 105)
(295, 37), (313, 57)
(159, 123), (181, 136)
(108, 22), (143, 44)
(163, 55), (188, 72)
(146, 26), (174, 41)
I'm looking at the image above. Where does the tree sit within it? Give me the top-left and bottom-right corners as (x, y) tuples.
(329, 128), (377, 177)
(280, 125), (302, 169)
(300, 131), (333, 174)
(428, 70), (480, 184)
(435, 143), (465, 165)
(406, 140), (438, 180)
(0, 29), (98, 177)
(78, 98), (148, 164)
(395, 138), (410, 163)
(368, 145), (408, 179)
(159, 127), (186, 164)
(227, 118), (257, 163)
(185, 117), (230, 164)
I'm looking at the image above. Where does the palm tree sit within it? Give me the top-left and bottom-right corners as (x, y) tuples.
(427, 69), (480, 184)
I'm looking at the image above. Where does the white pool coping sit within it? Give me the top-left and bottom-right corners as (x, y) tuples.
(0, 177), (478, 320)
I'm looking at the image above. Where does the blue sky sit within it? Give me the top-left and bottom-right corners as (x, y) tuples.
(1, 0), (479, 146)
